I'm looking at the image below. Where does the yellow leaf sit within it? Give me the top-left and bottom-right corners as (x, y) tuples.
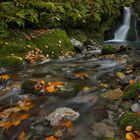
(126, 132), (136, 140)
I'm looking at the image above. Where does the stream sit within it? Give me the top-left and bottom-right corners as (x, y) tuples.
(0, 55), (127, 140)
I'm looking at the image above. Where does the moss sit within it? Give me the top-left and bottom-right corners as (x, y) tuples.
(119, 112), (140, 130)
(27, 29), (74, 58)
(123, 85), (136, 100)
(0, 56), (23, 68)
(21, 79), (38, 94)
(123, 82), (140, 100)
(102, 45), (116, 54)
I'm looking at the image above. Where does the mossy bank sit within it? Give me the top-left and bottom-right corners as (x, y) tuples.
(0, 29), (74, 68)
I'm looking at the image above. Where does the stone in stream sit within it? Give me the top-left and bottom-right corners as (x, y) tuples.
(101, 88), (123, 100)
(70, 38), (84, 52)
(45, 107), (80, 126)
(130, 103), (140, 112)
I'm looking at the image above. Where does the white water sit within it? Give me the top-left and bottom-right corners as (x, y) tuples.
(114, 7), (131, 41)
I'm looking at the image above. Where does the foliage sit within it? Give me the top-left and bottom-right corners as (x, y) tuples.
(0, 0), (135, 38)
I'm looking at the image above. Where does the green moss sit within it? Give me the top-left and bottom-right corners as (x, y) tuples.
(102, 45), (116, 54)
(123, 82), (140, 100)
(123, 85), (136, 100)
(0, 56), (23, 68)
(27, 29), (74, 58)
(119, 112), (140, 130)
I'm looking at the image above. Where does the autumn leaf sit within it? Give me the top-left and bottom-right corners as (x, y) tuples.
(59, 120), (73, 128)
(45, 85), (58, 93)
(0, 98), (33, 129)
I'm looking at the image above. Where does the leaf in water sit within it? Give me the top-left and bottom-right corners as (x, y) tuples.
(0, 98), (33, 129)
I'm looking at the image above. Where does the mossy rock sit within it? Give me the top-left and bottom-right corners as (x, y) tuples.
(21, 79), (39, 94)
(119, 112), (140, 130)
(123, 82), (140, 100)
(0, 56), (23, 68)
(27, 29), (74, 58)
(102, 45), (116, 54)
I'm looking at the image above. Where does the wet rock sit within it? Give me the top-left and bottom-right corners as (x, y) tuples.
(130, 103), (140, 112)
(70, 38), (84, 52)
(69, 94), (99, 105)
(45, 107), (80, 126)
(101, 88), (123, 100)
(120, 74), (136, 86)
(90, 122), (114, 138)
(90, 106), (108, 122)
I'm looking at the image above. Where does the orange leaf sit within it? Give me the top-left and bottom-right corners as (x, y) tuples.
(45, 86), (58, 93)
(46, 136), (60, 140)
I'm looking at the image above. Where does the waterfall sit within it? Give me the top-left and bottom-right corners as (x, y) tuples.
(114, 7), (131, 41)
(105, 7), (140, 44)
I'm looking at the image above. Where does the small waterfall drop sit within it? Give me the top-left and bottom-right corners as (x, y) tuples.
(114, 7), (131, 41)
(105, 7), (140, 46)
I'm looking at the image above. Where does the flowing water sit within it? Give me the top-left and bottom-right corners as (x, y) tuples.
(0, 57), (125, 140)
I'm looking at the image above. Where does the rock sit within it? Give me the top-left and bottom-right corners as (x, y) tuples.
(83, 39), (96, 46)
(101, 88), (123, 100)
(45, 107), (80, 126)
(131, 103), (140, 112)
(120, 74), (136, 85)
(70, 38), (84, 52)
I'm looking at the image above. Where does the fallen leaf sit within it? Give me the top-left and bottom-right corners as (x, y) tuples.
(60, 120), (73, 128)
(126, 132), (136, 140)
